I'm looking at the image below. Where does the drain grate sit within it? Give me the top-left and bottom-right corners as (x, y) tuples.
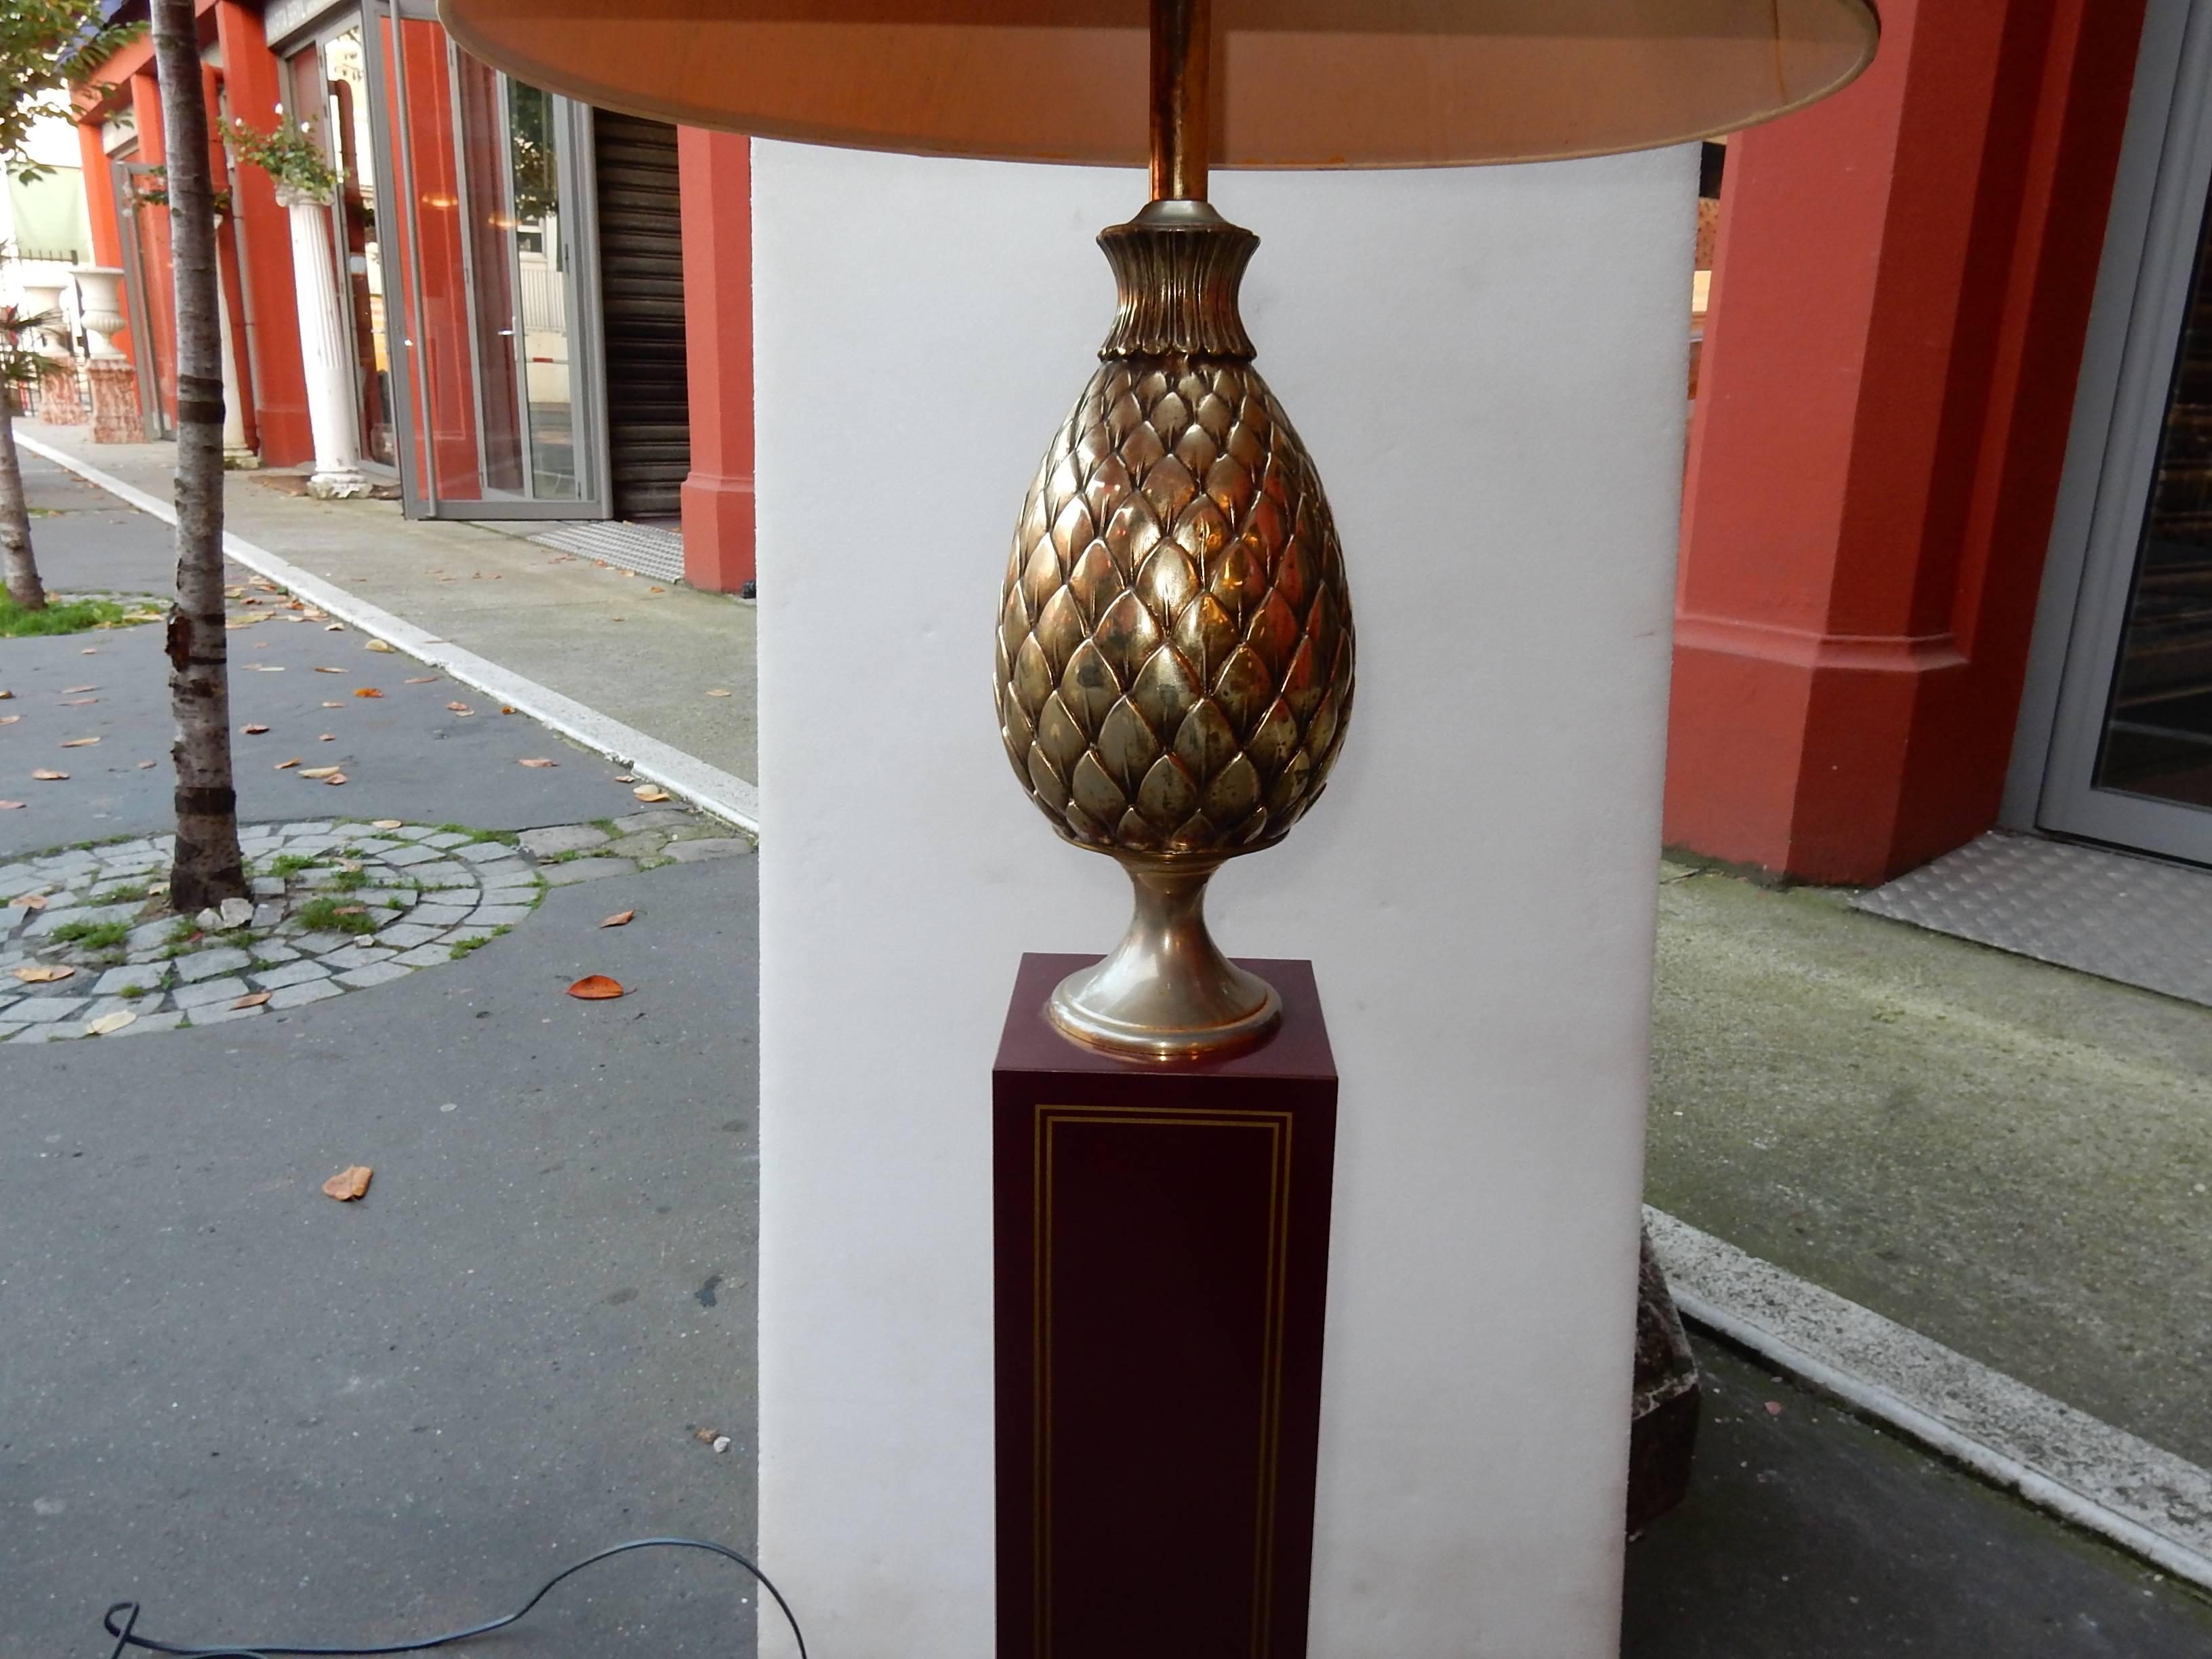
(1853, 831), (2212, 1008)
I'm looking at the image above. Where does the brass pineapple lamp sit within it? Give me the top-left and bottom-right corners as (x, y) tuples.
(442, 0), (1879, 1059)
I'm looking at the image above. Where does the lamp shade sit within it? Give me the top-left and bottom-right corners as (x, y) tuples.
(436, 0), (1878, 169)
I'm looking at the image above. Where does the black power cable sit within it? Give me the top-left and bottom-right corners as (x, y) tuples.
(101, 1536), (806, 1659)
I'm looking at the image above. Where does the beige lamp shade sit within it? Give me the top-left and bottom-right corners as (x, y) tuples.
(436, 0), (1878, 169)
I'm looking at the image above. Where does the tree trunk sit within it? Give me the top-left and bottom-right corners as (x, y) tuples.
(0, 411), (45, 611)
(151, 0), (245, 912)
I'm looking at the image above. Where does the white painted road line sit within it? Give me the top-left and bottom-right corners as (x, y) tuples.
(1648, 1206), (2212, 1591)
(17, 430), (761, 836)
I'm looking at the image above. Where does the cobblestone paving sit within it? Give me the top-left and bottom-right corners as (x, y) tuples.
(0, 806), (747, 1041)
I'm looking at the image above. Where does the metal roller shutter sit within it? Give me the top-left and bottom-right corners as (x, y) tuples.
(592, 112), (690, 520)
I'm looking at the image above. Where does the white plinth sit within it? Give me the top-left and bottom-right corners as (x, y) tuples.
(754, 144), (1696, 1659)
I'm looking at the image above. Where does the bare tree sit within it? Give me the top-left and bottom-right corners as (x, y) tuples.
(150, 0), (245, 910)
(0, 300), (50, 611)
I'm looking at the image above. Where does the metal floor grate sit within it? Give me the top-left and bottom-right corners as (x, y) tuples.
(1854, 831), (2212, 1008)
(522, 520), (686, 585)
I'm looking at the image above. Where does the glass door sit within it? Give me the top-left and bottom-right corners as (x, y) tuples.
(360, 0), (607, 518)
(2039, 1), (2212, 865)
(111, 156), (171, 441)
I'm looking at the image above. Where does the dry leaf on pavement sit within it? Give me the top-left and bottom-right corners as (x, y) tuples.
(600, 910), (634, 928)
(323, 773), (349, 786)
(632, 785), (670, 802)
(365, 640), (396, 653)
(500, 705), (515, 714)
(0, 800), (22, 810)
(62, 684), (96, 693)
(0, 715), (18, 724)
(372, 819), (403, 830)
(354, 688), (383, 699)
(405, 676), (437, 684)
(518, 758), (556, 769)
(12, 964), (74, 983)
(314, 666), (344, 674)
(9, 893), (47, 909)
(322, 1166), (373, 1200)
(0, 689), (11, 699)
(58, 737), (100, 747)
(323, 623), (346, 633)
(241, 724), (269, 735)
(274, 758), (300, 770)
(300, 766), (342, 779)
(334, 903), (366, 916)
(319, 733), (335, 740)
(59, 697), (95, 705)
(706, 689), (731, 697)
(447, 701), (472, 714)
(613, 774), (635, 783)
(137, 760), (155, 769)
(32, 769), (67, 781)
(231, 991), (272, 1010)
(86, 1010), (136, 1036)
(567, 975), (626, 1000)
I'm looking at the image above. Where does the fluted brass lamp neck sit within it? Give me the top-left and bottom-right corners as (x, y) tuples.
(1098, 199), (1257, 361)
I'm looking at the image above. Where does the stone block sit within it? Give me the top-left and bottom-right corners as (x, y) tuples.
(336, 961), (414, 989)
(176, 947), (254, 983)
(519, 823), (610, 858)
(252, 960), (331, 991)
(268, 979), (344, 1009)
(171, 977), (250, 1010)
(544, 858), (637, 886)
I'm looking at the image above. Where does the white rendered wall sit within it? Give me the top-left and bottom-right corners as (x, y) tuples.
(754, 143), (1696, 1659)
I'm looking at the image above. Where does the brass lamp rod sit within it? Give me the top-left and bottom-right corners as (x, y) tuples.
(1149, 0), (1210, 201)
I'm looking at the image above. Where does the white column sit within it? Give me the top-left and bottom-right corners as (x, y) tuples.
(754, 146), (1695, 1659)
(213, 266), (258, 468)
(281, 189), (368, 498)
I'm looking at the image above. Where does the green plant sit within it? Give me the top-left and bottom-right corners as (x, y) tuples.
(118, 983), (148, 1000)
(295, 895), (375, 935)
(447, 924), (510, 961)
(330, 867), (368, 892)
(49, 918), (131, 949)
(0, 591), (142, 636)
(268, 853), (320, 877)
(126, 165), (231, 218)
(222, 116), (341, 205)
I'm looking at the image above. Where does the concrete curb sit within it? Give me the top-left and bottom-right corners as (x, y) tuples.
(1648, 1207), (2212, 1591)
(17, 431), (761, 836)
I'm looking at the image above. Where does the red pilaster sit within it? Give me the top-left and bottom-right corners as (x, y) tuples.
(77, 119), (124, 270)
(215, 0), (312, 466)
(1667, 0), (2150, 884)
(677, 128), (755, 594)
(126, 68), (178, 426)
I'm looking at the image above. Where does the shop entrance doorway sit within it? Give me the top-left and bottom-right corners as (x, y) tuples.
(2029, 0), (2212, 867)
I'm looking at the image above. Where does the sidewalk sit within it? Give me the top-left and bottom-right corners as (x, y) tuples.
(14, 422), (758, 789)
(1647, 861), (2212, 1474)
(3, 448), (762, 1655)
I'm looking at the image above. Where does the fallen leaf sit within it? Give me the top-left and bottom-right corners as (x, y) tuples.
(322, 1166), (373, 1201)
(334, 858), (363, 872)
(0, 689), (10, 699)
(446, 702), (473, 715)
(241, 724), (269, 735)
(500, 706), (515, 714)
(137, 760), (155, 769)
(274, 758), (300, 770)
(9, 893), (47, 909)
(371, 819), (403, 830)
(567, 974), (626, 1000)
(59, 737), (100, 747)
(148, 882), (168, 894)
(0, 715), (18, 724)
(60, 696), (97, 705)
(314, 666), (345, 674)
(12, 964), (75, 983)
(324, 623), (346, 633)
(706, 689), (731, 697)
(321, 702), (342, 710)
(613, 774), (636, 783)
(632, 786), (670, 802)
(231, 990), (272, 1009)
(0, 800), (22, 810)
(405, 676), (438, 684)
(32, 769), (68, 781)
(1764, 1401), (1783, 1417)
(323, 773), (348, 786)
(86, 1010), (136, 1036)
(518, 758), (556, 769)
(365, 640), (396, 653)
(63, 684), (96, 693)
(649, 586), (665, 593)
(319, 733), (336, 741)
(300, 765), (342, 779)
(354, 688), (384, 699)
(79, 647), (95, 654)
(600, 909), (634, 928)
(243, 663), (285, 671)
(333, 903), (366, 916)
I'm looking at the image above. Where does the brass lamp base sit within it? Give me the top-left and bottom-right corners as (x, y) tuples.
(1046, 853), (1282, 1061)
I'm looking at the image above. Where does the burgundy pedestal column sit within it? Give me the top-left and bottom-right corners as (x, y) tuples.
(994, 954), (1338, 1659)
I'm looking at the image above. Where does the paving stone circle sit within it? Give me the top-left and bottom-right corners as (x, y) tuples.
(0, 808), (750, 1042)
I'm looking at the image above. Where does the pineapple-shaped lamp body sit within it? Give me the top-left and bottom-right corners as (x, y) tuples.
(996, 198), (1355, 1059)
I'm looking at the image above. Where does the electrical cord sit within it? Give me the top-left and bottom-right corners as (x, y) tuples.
(101, 1536), (806, 1659)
